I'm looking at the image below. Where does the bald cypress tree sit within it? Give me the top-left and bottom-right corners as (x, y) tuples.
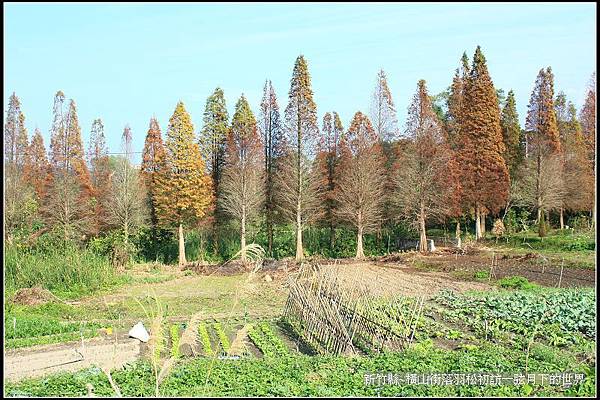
(87, 118), (111, 234)
(4, 93), (28, 167)
(258, 80), (284, 255)
(141, 117), (167, 227)
(221, 95), (264, 261)
(316, 111), (343, 252)
(369, 69), (398, 142)
(335, 112), (385, 258)
(526, 68), (562, 157)
(278, 55), (322, 261)
(46, 93), (94, 242)
(199, 87), (229, 254)
(523, 68), (564, 235)
(456, 46), (509, 240)
(580, 73), (596, 167)
(500, 90), (524, 179)
(107, 125), (147, 245)
(394, 80), (461, 253)
(139, 117), (171, 260)
(556, 97), (594, 226)
(446, 52), (470, 148)
(579, 73), (596, 224)
(4, 93), (35, 239)
(155, 101), (213, 265)
(24, 128), (51, 201)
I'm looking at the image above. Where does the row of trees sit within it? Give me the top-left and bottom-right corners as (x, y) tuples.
(4, 91), (147, 249)
(4, 48), (596, 264)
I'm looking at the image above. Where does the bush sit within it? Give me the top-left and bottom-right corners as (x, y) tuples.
(474, 270), (490, 280)
(570, 215), (592, 231)
(498, 276), (538, 290)
(133, 226), (178, 264)
(89, 231), (138, 269)
(491, 219), (506, 237)
(564, 235), (596, 251)
(504, 209), (518, 234)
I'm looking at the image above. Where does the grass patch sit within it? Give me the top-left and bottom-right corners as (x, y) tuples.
(3, 312), (103, 349)
(5, 330), (99, 349)
(473, 270), (490, 280)
(5, 245), (127, 298)
(412, 260), (440, 271)
(488, 231), (596, 269)
(132, 274), (175, 285)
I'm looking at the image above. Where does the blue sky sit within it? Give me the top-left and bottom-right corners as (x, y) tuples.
(4, 2), (596, 164)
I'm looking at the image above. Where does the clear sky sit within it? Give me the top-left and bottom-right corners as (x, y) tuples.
(4, 2), (596, 164)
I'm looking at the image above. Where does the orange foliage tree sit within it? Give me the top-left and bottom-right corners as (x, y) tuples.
(393, 80), (461, 252)
(456, 47), (509, 240)
(154, 101), (213, 265)
(334, 112), (386, 259)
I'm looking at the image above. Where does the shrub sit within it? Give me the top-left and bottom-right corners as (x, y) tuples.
(474, 270), (490, 280)
(491, 219), (506, 237)
(504, 209), (518, 234)
(498, 276), (538, 290)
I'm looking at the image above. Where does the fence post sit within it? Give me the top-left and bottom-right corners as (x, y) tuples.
(489, 253), (495, 282)
(557, 258), (564, 288)
(541, 261), (545, 274)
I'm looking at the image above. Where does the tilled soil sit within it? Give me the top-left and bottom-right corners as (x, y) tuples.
(323, 261), (493, 299)
(404, 250), (595, 288)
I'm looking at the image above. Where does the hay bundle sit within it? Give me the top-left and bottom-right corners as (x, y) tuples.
(178, 312), (203, 357)
(11, 286), (56, 305)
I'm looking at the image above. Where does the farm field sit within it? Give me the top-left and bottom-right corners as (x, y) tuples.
(4, 233), (597, 397)
(4, 4), (597, 398)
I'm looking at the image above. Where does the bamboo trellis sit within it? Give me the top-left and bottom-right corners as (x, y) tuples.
(283, 263), (411, 355)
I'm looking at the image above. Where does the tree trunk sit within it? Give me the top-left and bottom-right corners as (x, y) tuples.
(538, 210), (547, 237)
(329, 224), (335, 252)
(178, 223), (187, 266)
(475, 206), (482, 240)
(480, 211), (486, 238)
(295, 205), (303, 261)
(124, 222), (129, 244)
(356, 225), (364, 259)
(267, 217), (273, 256)
(240, 212), (247, 262)
(419, 208), (427, 253)
(455, 221), (461, 249)
(199, 230), (205, 262)
(559, 208), (564, 230)
(295, 98), (303, 262)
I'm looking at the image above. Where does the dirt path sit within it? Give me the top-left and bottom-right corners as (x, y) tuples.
(4, 334), (142, 382)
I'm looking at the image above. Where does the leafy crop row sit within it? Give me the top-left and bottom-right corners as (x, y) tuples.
(213, 322), (230, 353)
(197, 323), (213, 356)
(248, 322), (288, 357)
(4, 314), (101, 340)
(433, 289), (596, 343)
(170, 325), (181, 359)
(5, 343), (595, 397)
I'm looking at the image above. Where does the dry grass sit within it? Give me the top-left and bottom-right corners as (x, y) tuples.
(228, 324), (251, 357)
(178, 312), (203, 357)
